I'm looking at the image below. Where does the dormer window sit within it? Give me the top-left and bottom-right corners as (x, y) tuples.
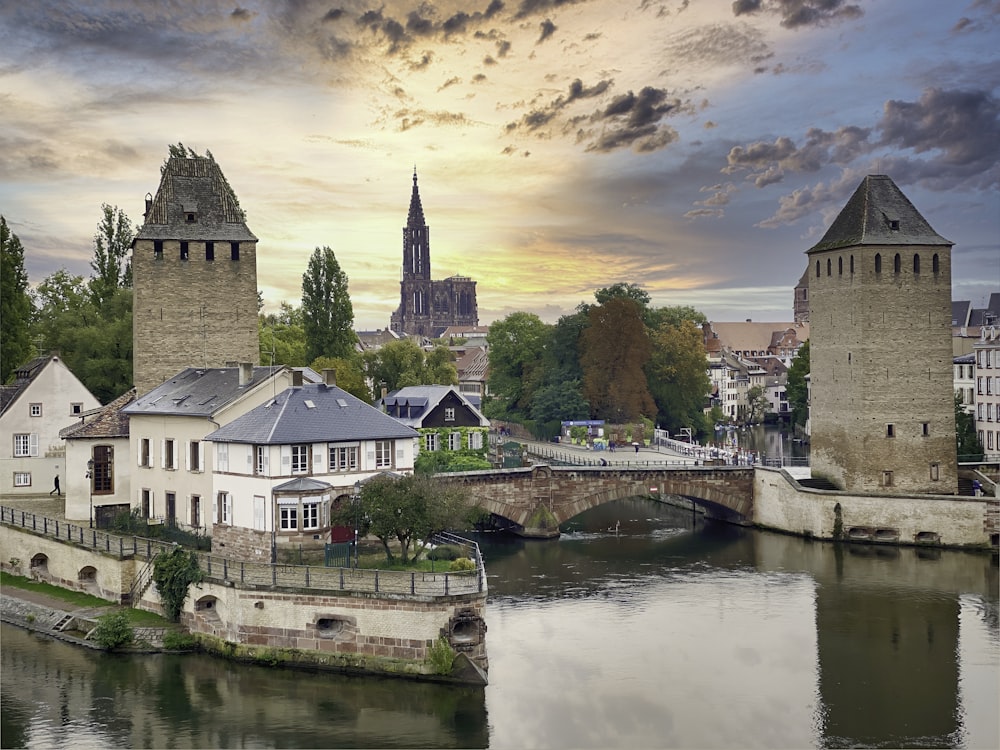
(182, 203), (198, 223)
(889, 219), (899, 231)
(186, 213), (196, 223)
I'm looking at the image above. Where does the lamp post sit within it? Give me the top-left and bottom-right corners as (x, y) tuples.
(353, 480), (361, 568)
(86, 458), (94, 528)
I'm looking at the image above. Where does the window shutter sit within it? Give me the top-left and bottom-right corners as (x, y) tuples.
(313, 448), (322, 468)
(212, 493), (218, 523)
(185, 441), (191, 471)
(246, 446), (254, 470)
(198, 441), (205, 472)
(28, 434), (38, 457)
(160, 440), (166, 468)
(281, 445), (291, 467)
(137, 440), (143, 467)
(263, 449), (269, 473)
(171, 440), (178, 470)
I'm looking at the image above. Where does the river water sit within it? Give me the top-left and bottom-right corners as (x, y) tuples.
(2, 498), (997, 749)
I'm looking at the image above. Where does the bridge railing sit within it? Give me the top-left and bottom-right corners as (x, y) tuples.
(1, 505), (485, 598)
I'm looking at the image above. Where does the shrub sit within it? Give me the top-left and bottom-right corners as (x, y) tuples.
(428, 545), (461, 561)
(427, 636), (456, 675)
(449, 557), (476, 572)
(152, 547), (203, 622)
(162, 631), (199, 651)
(92, 609), (134, 651)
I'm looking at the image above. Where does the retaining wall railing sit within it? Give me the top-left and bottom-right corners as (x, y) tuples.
(1, 505), (486, 598)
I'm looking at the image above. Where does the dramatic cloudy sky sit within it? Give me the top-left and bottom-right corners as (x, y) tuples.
(2, 0), (998, 329)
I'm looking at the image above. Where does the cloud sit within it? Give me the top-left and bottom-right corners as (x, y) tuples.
(538, 19), (557, 43)
(731, 0), (864, 29)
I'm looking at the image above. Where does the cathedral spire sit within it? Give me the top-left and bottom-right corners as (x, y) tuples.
(407, 167), (426, 228)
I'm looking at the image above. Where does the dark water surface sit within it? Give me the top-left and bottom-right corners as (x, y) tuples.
(3, 498), (997, 749)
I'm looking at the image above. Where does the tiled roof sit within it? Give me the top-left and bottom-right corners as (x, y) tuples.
(123, 366), (285, 417)
(807, 174), (951, 253)
(60, 389), (136, 440)
(136, 155), (257, 242)
(206, 383), (419, 444)
(0, 356), (54, 415)
(706, 322), (808, 354)
(455, 347), (489, 380)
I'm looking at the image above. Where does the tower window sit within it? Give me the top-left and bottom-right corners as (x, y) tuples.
(893, 253), (901, 274)
(913, 254), (920, 274)
(205, 242), (214, 261)
(932, 254), (939, 274)
(882, 471), (894, 487)
(886, 423), (895, 438)
(154, 240), (163, 259)
(838, 257), (843, 276)
(930, 463), (939, 481)
(815, 260), (820, 278)
(180, 241), (189, 261)
(231, 242), (240, 261)
(850, 255), (854, 274)
(874, 253), (882, 273)
(889, 219), (900, 231)
(826, 258), (831, 276)
(186, 212), (196, 223)
(921, 422), (930, 436)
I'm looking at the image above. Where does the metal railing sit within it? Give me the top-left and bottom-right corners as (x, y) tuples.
(1, 505), (485, 598)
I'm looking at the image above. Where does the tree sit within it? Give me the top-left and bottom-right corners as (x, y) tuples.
(580, 298), (655, 422)
(152, 546), (203, 622)
(362, 339), (458, 401)
(0, 216), (33, 382)
(646, 304), (707, 330)
(309, 355), (369, 401)
(260, 302), (307, 367)
(542, 310), (587, 384)
(89, 204), (134, 306)
(485, 312), (549, 419)
(593, 282), (650, 308)
(786, 340), (810, 427)
(955, 393), (984, 462)
(746, 385), (768, 424)
(331, 474), (475, 565)
(646, 319), (711, 433)
(301, 245), (355, 363)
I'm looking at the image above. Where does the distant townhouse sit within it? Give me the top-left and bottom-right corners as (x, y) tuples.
(453, 347), (490, 402)
(952, 293), (999, 356)
(59, 389), (136, 527)
(954, 353), (976, 414)
(0, 356), (101, 497)
(205, 372), (420, 561)
(121, 364), (305, 533)
(380, 385), (490, 455)
(973, 326), (1000, 454)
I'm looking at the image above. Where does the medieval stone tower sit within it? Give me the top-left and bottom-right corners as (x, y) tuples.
(132, 154), (260, 395)
(806, 174), (956, 494)
(390, 170), (478, 337)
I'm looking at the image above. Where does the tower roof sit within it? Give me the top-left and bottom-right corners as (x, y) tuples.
(407, 168), (426, 228)
(807, 175), (951, 254)
(136, 154), (257, 242)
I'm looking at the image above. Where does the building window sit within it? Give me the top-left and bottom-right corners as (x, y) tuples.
(291, 445), (309, 473)
(444, 407), (455, 421)
(92, 445), (113, 494)
(329, 445), (358, 471)
(164, 439), (175, 470)
(826, 258), (831, 276)
(13, 434), (34, 457)
(375, 440), (392, 469)
(815, 260), (820, 278)
(932, 253), (940, 274)
(216, 443), (229, 472)
(302, 502), (320, 530)
(189, 441), (201, 472)
(280, 505), (298, 530)
(921, 422), (930, 437)
(206, 241), (215, 261)
(929, 463), (939, 481)
(424, 433), (439, 452)
(448, 432), (462, 451)
(154, 240), (163, 259)
(13, 472), (31, 487)
(913, 254), (920, 274)
(893, 253), (901, 274)
(469, 431), (484, 450)
(165, 492), (176, 524)
(142, 489), (151, 518)
(875, 253), (882, 274)
(886, 424), (895, 438)
(29, 403), (42, 417)
(140, 438), (151, 467)
(255, 445), (268, 475)
(191, 495), (201, 527)
(850, 255), (854, 274)
(882, 471), (893, 487)
(217, 492), (231, 524)
(231, 241), (240, 261)
(838, 257), (843, 275)
(71, 403), (83, 415)
(180, 241), (189, 261)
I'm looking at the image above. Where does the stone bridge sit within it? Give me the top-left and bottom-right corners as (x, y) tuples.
(439, 464), (755, 538)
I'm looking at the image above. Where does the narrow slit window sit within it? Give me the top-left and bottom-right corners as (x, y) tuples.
(231, 241), (240, 261)
(205, 242), (214, 261)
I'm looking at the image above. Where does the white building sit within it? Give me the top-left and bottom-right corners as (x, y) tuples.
(973, 327), (999, 454)
(205, 373), (420, 561)
(0, 356), (101, 497)
(954, 353), (975, 414)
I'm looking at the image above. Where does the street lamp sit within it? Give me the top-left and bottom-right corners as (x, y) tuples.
(86, 458), (94, 528)
(353, 480), (362, 567)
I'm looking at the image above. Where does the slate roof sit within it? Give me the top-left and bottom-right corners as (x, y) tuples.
(60, 389), (136, 440)
(380, 385), (489, 428)
(136, 155), (257, 242)
(122, 366), (285, 418)
(0, 356), (51, 415)
(273, 477), (333, 493)
(206, 383), (420, 444)
(807, 174), (951, 253)
(953, 300), (972, 327)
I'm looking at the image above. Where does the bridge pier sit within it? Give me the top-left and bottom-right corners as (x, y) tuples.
(517, 502), (561, 539)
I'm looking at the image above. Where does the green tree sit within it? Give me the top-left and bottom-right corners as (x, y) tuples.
(646, 304), (707, 330)
(746, 385), (769, 425)
(92, 609), (134, 651)
(485, 312), (549, 419)
(89, 204), (134, 306)
(542, 310), (587, 384)
(646, 319), (711, 433)
(260, 302), (307, 366)
(786, 340), (810, 427)
(580, 298), (655, 422)
(332, 474), (475, 565)
(593, 282), (650, 308)
(152, 547), (203, 622)
(309, 355), (370, 401)
(362, 339), (458, 401)
(956, 393), (984, 462)
(0, 216), (33, 382)
(301, 245), (355, 363)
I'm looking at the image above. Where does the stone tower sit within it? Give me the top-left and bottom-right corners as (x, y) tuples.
(806, 175), (956, 494)
(132, 154), (260, 395)
(390, 170), (478, 338)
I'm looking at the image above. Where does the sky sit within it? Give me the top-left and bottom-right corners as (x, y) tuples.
(1, 0), (998, 330)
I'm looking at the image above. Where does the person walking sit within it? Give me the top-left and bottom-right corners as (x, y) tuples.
(50, 474), (61, 496)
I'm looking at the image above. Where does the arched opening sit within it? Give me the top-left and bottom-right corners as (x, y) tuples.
(850, 255), (854, 274)
(195, 595), (222, 622)
(932, 253), (940, 274)
(315, 615), (356, 640)
(893, 253), (901, 274)
(838, 257), (843, 275)
(913, 254), (920, 274)
(30, 553), (48, 575)
(815, 260), (820, 278)
(874, 253), (882, 274)
(826, 258), (832, 276)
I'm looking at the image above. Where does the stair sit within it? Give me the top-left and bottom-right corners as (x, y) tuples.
(798, 477), (839, 491)
(53, 614), (73, 631)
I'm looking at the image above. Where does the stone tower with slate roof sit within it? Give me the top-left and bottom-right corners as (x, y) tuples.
(390, 170), (478, 338)
(132, 154), (260, 396)
(806, 174), (957, 495)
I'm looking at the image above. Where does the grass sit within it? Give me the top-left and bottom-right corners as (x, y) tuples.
(1, 572), (174, 627)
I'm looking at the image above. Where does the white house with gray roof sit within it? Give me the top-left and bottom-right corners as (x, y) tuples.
(204, 374), (419, 561)
(122, 363), (305, 534)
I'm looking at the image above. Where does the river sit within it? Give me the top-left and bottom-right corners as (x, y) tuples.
(2, 498), (997, 749)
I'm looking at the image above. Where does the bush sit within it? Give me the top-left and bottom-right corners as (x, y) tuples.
(162, 631), (199, 651)
(92, 609), (134, 651)
(427, 636), (456, 675)
(449, 557), (476, 572)
(428, 545), (461, 561)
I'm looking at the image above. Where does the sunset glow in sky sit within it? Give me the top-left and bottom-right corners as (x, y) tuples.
(2, 0), (998, 329)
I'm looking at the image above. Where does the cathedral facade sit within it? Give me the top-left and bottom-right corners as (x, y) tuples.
(390, 171), (478, 338)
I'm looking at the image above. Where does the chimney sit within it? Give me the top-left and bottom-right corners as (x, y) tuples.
(238, 362), (253, 386)
(323, 368), (337, 387)
(292, 369), (303, 387)
(380, 382), (388, 399)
